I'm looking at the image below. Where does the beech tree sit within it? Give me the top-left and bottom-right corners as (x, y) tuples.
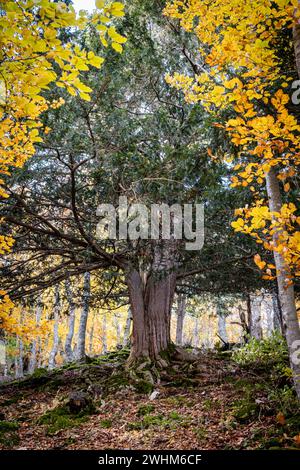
(0, 0), (126, 335)
(164, 0), (300, 398)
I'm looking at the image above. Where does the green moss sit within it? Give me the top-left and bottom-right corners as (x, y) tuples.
(133, 379), (153, 394)
(31, 367), (48, 378)
(137, 404), (155, 416)
(100, 419), (112, 428)
(37, 405), (90, 435)
(195, 425), (207, 441)
(127, 412), (190, 431)
(0, 421), (19, 447)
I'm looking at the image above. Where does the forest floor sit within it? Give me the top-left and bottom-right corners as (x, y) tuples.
(0, 349), (299, 450)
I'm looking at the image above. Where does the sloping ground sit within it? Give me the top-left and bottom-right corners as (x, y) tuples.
(0, 350), (299, 450)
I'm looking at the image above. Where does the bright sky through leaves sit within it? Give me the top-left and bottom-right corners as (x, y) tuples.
(72, 0), (95, 13)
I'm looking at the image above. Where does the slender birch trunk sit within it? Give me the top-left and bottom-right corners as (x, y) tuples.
(89, 311), (96, 355)
(123, 307), (132, 347)
(249, 294), (263, 340)
(217, 313), (228, 344)
(114, 313), (121, 346)
(29, 296), (43, 374)
(65, 279), (76, 362)
(175, 294), (186, 346)
(76, 272), (91, 361)
(48, 285), (60, 370)
(193, 316), (200, 348)
(271, 287), (283, 333)
(266, 168), (300, 398)
(102, 312), (108, 354)
(15, 336), (24, 379)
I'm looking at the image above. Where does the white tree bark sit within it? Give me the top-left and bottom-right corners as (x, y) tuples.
(266, 168), (300, 399)
(29, 296), (43, 374)
(76, 272), (91, 361)
(249, 294), (263, 340)
(64, 279), (76, 362)
(271, 288), (283, 332)
(48, 285), (60, 370)
(193, 316), (200, 348)
(175, 294), (186, 346)
(217, 314), (228, 344)
(15, 336), (24, 379)
(102, 312), (108, 354)
(89, 311), (96, 355)
(123, 307), (132, 347)
(114, 313), (121, 346)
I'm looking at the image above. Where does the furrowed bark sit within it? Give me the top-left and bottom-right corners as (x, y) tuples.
(127, 241), (178, 366)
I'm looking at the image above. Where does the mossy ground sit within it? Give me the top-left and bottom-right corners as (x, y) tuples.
(0, 349), (299, 450)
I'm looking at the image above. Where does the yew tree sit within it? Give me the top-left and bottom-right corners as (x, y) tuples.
(0, 0), (267, 379)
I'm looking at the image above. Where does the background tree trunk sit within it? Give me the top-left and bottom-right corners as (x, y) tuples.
(101, 312), (108, 354)
(123, 307), (132, 347)
(271, 286), (283, 333)
(114, 313), (121, 346)
(176, 294), (186, 346)
(266, 168), (300, 399)
(249, 294), (263, 340)
(193, 316), (200, 348)
(89, 311), (96, 356)
(76, 272), (91, 361)
(29, 296), (43, 374)
(65, 279), (76, 362)
(48, 285), (60, 370)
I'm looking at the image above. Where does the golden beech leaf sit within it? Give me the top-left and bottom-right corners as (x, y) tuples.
(112, 42), (123, 53)
(276, 412), (286, 426)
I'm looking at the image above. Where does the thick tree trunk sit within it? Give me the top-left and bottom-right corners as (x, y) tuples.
(127, 269), (176, 366)
(29, 296), (43, 374)
(76, 272), (91, 361)
(175, 294), (186, 346)
(65, 279), (76, 362)
(123, 308), (132, 347)
(48, 285), (60, 370)
(266, 168), (300, 399)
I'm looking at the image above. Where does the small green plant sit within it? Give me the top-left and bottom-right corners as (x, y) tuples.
(231, 398), (259, 423)
(100, 419), (112, 428)
(195, 425), (207, 441)
(268, 386), (298, 417)
(232, 332), (288, 368)
(137, 404), (155, 416)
